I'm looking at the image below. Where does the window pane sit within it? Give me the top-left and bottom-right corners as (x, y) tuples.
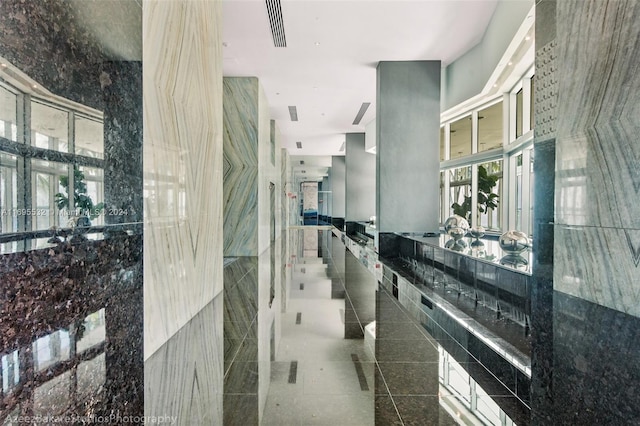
(31, 159), (68, 230)
(75, 115), (104, 158)
(449, 116), (471, 159)
(30, 101), (68, 152)
(530, 76), (535, 131)
(1, 152), (19, 233)
(449, 165), (471, 220)
(0, 85), (18, 141)
(515, 89), (523, 139)
(439, 171), (444, 224)
(529, 148), (535, 236)
(477, 160), (502, 231)
(478, 102), (503, 152)
(439, 126), (445, 161)
(79, 166), (104, 225)
(515, 153), (523, 230)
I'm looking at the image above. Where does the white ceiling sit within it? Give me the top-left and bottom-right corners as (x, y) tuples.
(222, 0), (499, 158)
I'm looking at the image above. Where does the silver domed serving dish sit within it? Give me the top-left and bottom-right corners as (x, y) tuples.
(444, 215), (470, 241)
(498, 230), (530, 254)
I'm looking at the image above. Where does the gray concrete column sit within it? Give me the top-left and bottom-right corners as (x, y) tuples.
(345, 133), (375, 222)
(331, 156), (346, 220)
(376, 61), (441, 233)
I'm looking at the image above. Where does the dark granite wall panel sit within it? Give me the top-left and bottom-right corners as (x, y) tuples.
(0, 1), (105, 110)
(552, 292), (640, 425)
(102, 61), (143, 224)
(1, 234), (143, 421)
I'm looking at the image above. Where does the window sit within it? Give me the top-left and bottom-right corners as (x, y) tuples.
(449, 116), (472, 159)
(440, 69), (534, 234)
(31, 101), (69, 153)
(478, 102), (503, 152)
(449, 166), (471, 219)
(439, 126), (445, 161)
(477, 159), (502, 230)
(0, 84), (18, 141)
(75, 115), (104, 159)
(0, 77), (105, 242)
(0, 152), (18, 233)
(515, 89), (523, 139)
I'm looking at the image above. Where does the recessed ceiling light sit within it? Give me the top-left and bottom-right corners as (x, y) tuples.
(352, 102), (371, 125)
(276, 92), (280, 95)
(493, 84), (498, 88)
(321, 113), (325, 116)
(32, 84), (37, 89)
(0, 64), (6, 68)
(314, 42), (320, 46)
(508, 62), (513, 66)
(222, 42), (228, 47)
(525, 36), (531, 41)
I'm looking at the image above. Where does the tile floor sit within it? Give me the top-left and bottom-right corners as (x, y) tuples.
(261, 253), (375, 426)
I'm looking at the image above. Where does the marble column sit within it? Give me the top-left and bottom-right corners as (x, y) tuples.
(222, 77), (281, 424)
(345, 133), (375, 222)
(534, 1), (640, 424)
(143, 1), (224, 424)
(376, 61), (441, 234)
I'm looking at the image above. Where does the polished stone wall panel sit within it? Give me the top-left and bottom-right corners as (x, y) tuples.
(143, 0), (224, 358)
(144, 295), (224, 425)
(555, 0), (640, 229)
(552, 292), (640, 425)
(223, 77), (260, 256)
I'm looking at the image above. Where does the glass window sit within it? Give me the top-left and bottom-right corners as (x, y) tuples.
(33, 330), (71, 372)
(76, 309), (106, 353)
(1, 152), (18, 233)
(529, 149), (535, 236)
(79, 166), (105, 225)
(30, 101), (68, 152)
(0, 85), (18, 141)
(515, 89), (523, 139)
(75, 115), (104, 158)
(477, 159), (502, 231)
(439, 126), (445, 161)
(2, 350), (20, 394)
(439, 171), (444, 224)
(515, 153), (523, 230)
(449, 116), (472, 159)
(31, 159), (68, 230)
(478, 102), (503, 152)
(530, 76), (535, 131)
(449, 165), (472, 220)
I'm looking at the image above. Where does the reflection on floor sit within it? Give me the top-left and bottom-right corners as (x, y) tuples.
(263, 230), (522, 425)
(262, 251), (375, 425)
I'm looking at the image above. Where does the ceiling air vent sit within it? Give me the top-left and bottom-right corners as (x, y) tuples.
(299, 160), (305, 165)
(339, 142), (345, 152)
(265, 0), (287, 47)
(352, 102), (371, 125)
(288, 106), (298, 121)
(296, 141), (302, 149)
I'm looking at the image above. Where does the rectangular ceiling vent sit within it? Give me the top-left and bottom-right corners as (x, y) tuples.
(352, 102), (371, 125)
(299, 160), (305, 165)
(339, 142), (345, 152)
(296, 141), (302, 149)
(265, 0), (287, 47)
(288, 106), (298, 121)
